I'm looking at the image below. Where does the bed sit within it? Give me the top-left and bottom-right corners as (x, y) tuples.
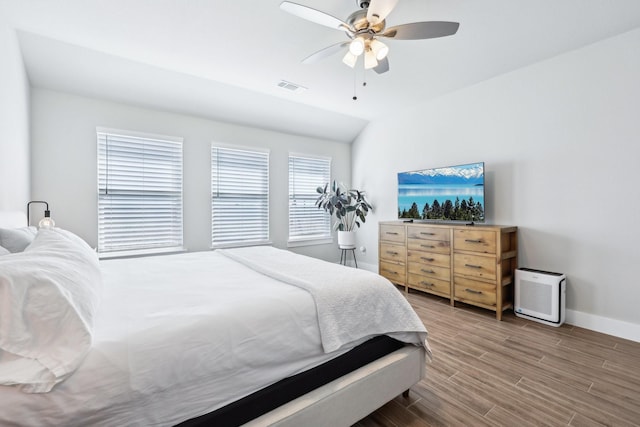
(0, 212), (429, 426)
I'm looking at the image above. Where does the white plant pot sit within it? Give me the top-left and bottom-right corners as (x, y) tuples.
(338, 230), (356, 248)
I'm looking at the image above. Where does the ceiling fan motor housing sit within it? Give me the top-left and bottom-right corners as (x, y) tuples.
(347, 9), (385, 33)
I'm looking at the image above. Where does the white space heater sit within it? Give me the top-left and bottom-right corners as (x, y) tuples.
(515, 268), (566, 327)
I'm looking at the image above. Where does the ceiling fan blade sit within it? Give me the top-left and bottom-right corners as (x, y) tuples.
(280, 1), (352, 31)
(381, 21), (459, 40)
(367, 0), (399, 25)
(302, 41), (349, 64)
(373, 56), (389, 74)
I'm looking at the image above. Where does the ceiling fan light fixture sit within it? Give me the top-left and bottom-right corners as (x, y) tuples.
(348, 37), (365, 56)
(370, 39), (389, 60)
(364, 49), (378, 69)
(342, 51), (358, 68)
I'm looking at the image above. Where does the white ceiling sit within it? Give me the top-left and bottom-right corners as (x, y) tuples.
(4, 0), (640, 143)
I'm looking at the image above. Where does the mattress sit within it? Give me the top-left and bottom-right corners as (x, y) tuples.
(0, 248), (427, 426)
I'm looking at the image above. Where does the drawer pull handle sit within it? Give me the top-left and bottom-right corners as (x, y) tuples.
(420, 257), (435, 262)
(421, 244), (435, 249)
(383, 270), (398, 275)
(420, 232), (436, 236)
(386, 251), (399, 255)
(386, 232), (399, 235)
(464, 239), (483, 244)
(465, 288), (483, 294)
(421, 269), (435, 274)
(420, 281), (434, 287)
(465, 264), (482, 269)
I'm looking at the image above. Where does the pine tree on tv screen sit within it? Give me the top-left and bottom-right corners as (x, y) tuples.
(397, 162), (485, 222)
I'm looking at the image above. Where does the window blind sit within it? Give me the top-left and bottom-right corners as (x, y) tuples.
(97, 130), (183, 254)
(211, 146), (269, 246)
(288, 155), (331, 241)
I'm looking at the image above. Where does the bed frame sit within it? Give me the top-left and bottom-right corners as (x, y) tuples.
(245, 345), (425, 426)
(180, 336), (426, 427)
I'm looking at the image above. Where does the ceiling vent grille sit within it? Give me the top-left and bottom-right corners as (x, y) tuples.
(277, 80), (307, 94)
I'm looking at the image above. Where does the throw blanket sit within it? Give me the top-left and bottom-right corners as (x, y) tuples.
(219, 246), (430, 356)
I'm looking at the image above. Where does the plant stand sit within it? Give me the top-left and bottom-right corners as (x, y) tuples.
(340, 246), (358, 268)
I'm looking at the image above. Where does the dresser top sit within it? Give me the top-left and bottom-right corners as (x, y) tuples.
(379, 220), (517, 233)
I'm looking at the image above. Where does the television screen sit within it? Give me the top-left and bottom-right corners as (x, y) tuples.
(397, 162), (485, 222)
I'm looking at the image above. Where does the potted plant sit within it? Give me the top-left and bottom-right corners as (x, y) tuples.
(316, 180), (373, 248)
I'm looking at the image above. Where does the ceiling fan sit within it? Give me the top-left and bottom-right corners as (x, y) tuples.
(280, 0), (460, 74)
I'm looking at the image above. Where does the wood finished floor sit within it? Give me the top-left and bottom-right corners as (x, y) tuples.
(355, 291), (640, 427)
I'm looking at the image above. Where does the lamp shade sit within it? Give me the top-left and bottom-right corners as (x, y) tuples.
(370, 39), (389, 60)
(349, 37), (365, 56)
(364, 49), (379, 69)
(342, 51), (358, 68)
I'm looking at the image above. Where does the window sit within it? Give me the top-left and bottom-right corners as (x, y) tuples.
(97, 129), (183, 255)
(288, 154), (331, 244)
(211, 145), (269, 247)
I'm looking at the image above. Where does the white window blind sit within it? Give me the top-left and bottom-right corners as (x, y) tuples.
(211, 146), (269, 246)
(97, 130), (183, 254)
(288, 155), (331, 241)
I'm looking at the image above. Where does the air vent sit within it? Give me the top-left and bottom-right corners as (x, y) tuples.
(277, 80), (307, 94)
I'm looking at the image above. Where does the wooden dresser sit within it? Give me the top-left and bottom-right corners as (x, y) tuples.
(379, 221), (518, 320)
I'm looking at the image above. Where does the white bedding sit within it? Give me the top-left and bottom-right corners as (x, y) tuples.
(0, 247), (428, 426)
(219, 246), (429, 354)
(0, 229), (102, 393)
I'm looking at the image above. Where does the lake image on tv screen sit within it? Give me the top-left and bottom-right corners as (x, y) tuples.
(398, 162), (484, 222)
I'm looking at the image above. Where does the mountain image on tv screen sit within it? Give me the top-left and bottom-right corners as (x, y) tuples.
(397, 162), (485, 222)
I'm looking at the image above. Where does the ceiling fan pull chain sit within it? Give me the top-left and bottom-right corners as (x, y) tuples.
(352, 67), (358, 100)
(363, 63), (367, 88)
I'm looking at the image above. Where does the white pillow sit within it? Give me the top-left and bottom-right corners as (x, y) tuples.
(0, 245), (9, 256)
(0, 228), (102, 393)
(0, 226), (37, 253)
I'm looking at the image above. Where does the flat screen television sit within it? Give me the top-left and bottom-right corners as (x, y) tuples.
(397, 161), (485, 223)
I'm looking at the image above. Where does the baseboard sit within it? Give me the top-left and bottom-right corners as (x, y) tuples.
(337, 260), (377, 272)
(566, 309), (640, 343)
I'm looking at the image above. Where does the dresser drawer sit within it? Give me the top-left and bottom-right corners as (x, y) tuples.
(407, 250), (450, 269)
(454, 229), (496, 254)
(380, 242), (406, 262)
(407, 226), (450, 242)
(408, 274), (450, 297)
(454, 253), (496, 281)
(407, 238), (450, 254)
(454, 277), (496, 307)
(408, 262), (450, 282)
(379, 260), (406, 285)
(380, 225), (406, 243)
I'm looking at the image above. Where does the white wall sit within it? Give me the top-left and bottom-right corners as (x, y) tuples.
(352, 29), (640, 338)
(30, 89), (351, 262)
(0, 20), (30, 210)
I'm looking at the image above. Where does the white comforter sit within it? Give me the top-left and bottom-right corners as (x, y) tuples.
(219, 246), (428, 353)
(0, 248), (427, 426)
